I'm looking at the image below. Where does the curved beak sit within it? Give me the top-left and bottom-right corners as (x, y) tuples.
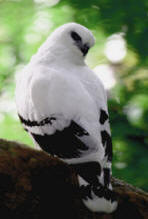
(80, 43), (89, 56)
(76, 41), (90, 56)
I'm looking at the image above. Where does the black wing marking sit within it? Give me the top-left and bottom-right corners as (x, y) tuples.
(101, 130), (112, 161)
(99, 109), (109, 124)
(92, 185), (117, 202)
(70, 162), (101, 186)
(30, 120), (89, 159)
(18, 114), (89, 159)
(72, 162), (116, 202)
(103, 168), (111, 187)
(18, 114), (56, 127)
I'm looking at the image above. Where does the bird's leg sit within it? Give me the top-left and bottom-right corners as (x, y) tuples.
(70, 161), (117, 213)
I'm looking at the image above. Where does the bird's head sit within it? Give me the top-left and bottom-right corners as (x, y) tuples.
(47, 23), (95, 60)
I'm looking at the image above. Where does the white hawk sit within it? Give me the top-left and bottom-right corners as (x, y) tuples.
(15, 23), (118, 213)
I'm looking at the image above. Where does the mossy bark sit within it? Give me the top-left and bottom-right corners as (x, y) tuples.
(0, 138), (147, 219)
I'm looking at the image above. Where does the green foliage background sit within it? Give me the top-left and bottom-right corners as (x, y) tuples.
(0, 0), (148, 191)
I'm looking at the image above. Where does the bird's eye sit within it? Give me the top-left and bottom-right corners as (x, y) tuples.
(71, 31), (82, 42)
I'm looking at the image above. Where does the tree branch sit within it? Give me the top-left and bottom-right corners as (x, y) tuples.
(0, 138), (147, 219)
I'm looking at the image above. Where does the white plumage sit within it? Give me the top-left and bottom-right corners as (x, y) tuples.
(15, 23), (117, 213)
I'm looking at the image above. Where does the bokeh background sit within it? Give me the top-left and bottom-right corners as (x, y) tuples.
(0, 0), (148, 191)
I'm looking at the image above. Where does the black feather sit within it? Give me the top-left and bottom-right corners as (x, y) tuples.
(18, 114), (56, 127)
(30, 121), (89, 159)
(70, 162), (101, 186)
(101, 130), (112, 161)
(99, 109), (109, 124)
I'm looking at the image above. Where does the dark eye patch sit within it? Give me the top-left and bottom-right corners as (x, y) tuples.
(71, 31), (82, 41)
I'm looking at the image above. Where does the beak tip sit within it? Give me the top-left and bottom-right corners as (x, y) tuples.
(81, 44), (89, 56)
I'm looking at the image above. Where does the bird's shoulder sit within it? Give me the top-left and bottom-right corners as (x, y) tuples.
(30, 66), (83, 96)
(77, 66), (107, 109)
(29, 66), (96, 117)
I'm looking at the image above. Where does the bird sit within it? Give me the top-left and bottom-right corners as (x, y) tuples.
(15, 22), (118, 213)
